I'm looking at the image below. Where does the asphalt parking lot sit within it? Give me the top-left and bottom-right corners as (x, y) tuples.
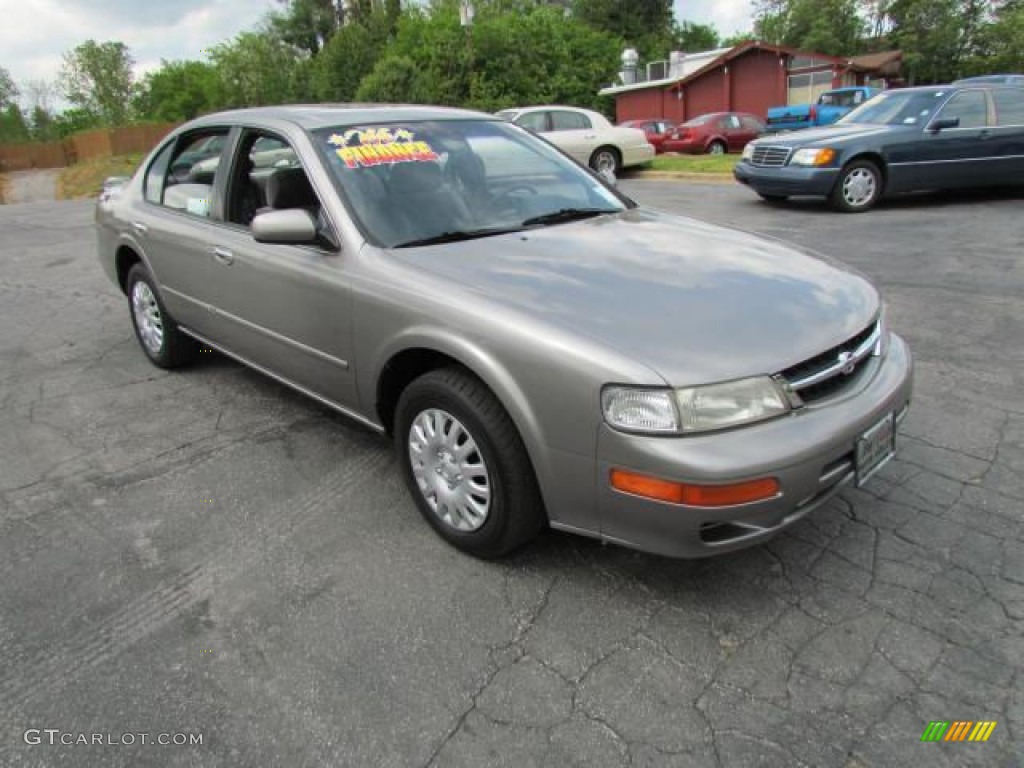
(1, 182), (1022, 767)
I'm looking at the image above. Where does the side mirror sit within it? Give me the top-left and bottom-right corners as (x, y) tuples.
(598, 167), (617, 186)
(929, 117), (960, 133)
(252, 209), (318, 245)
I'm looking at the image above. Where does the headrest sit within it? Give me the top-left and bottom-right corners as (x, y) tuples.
(388, 161), (442, 195)
(266, 167), (318, 209)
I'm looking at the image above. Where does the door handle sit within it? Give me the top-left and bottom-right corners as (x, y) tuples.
(979, 129), (992, 139)
(584, 134), (596, 140)
(212, 247), (234, 266)
(130, 221), (148, 235)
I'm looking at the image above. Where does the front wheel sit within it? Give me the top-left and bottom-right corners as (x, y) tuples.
(394, 367), (545, 558)
(830, 160), (882, 212)
(707, 140), (727, 155)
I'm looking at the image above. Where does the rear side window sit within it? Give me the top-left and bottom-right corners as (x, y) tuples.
(550, 111), (591, 131)
(993, 89), (1024, 126)
(936, 91), (989, 129)
(741, 116), (766, 132)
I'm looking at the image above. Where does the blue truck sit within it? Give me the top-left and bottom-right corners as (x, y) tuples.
(765, 86), (879, 132)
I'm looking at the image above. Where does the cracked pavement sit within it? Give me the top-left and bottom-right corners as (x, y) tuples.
(1, 185), (1022, 766)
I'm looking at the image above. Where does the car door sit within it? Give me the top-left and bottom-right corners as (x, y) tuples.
(721, 115), (747, 151)
(196, 127), (358, 408)
(545, 110), (596, 164)
(915, 89), (994, 189)
(130, 127), (236, 339)
(991, 88), (1024, 184)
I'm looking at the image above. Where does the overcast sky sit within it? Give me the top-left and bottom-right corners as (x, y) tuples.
(0, 0), (753, 100)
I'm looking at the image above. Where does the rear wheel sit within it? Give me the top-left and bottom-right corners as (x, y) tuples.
(707, 140), (727, 155)
(830, 159), (882, 212)
(589, 146), (621, 175)
(395, 367), (545, 558)
(126, 264), (197, 369)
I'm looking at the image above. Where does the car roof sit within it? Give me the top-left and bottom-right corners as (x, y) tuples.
(508, 105), (597, 114)
(187, 104), (492, 130)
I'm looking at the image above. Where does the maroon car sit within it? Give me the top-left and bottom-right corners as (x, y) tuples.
(662, 112), (766, 155)
(619, 119), (673, 154)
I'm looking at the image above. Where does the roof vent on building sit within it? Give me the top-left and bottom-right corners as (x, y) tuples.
(620, 48), (639, 84)
(669, 51), (686, 79)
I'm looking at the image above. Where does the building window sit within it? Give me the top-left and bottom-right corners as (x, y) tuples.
(787, 71), (833, 106)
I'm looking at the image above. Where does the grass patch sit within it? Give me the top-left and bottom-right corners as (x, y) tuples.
(646, 153), (739, 174)
(57, 153), (145, 200)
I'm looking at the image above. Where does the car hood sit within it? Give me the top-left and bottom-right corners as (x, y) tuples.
(759, 123), (905, 147)
(390, 209), (879, 386)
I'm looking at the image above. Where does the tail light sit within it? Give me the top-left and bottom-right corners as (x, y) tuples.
(809, 104), (818, 122)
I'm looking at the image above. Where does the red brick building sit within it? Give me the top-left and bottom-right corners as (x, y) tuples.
(601, 42), (902, 124)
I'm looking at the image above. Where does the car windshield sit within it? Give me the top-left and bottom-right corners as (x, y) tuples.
(838, 89), (949, 126)
(313, 120), (627, 248)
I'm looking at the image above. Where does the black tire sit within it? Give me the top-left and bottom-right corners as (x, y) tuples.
(707, 140), (727, 155)
(125, 263), (197, 369)
(589, 146), (621, 175)
(758, 193), (788, 203)
(829, 159), (883, 212)
(394, 367), (545, 558)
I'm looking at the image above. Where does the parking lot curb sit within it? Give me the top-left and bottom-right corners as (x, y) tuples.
(625, 170), (735, 184)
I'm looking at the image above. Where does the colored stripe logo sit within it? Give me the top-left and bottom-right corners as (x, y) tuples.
(921, 721), (997, 742)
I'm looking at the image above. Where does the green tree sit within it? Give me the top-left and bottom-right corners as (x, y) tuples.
(980, 0), (1024, 72)
(29, 105), (57, 141)
(0, 66), (18, 108)
(573, 0), (675, 59)
(52, 107), (101, 138)
(134, 60), (220, 121)
(671, 21), (719, 52)
(0, 104), (30, 142)
(754, 0), (864, 55)
(313, 12), (390, 101)
(268, 0), (346, 55)
(355, 54), (433, 102)
(208, 31), (309, 107)
(59, 40), (135, 125)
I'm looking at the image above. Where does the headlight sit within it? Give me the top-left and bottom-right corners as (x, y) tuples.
(790, 148), (836, 167)
(675, 376), (790, 433)
(741, 143), (754, 161)
(602, 388), (679, 434)
(602, 377), (791, 435)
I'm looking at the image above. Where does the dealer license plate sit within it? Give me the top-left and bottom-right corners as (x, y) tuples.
(855, 412), (896, 487)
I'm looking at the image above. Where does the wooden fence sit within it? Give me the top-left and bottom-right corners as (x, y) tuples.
(0, 123), (179, 172)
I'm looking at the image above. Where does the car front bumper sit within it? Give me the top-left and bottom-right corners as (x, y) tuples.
(734, 162), (840, 197)
(594, 334), (913, 558)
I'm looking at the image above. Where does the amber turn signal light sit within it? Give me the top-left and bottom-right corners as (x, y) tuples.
(610, 469), (779, 507)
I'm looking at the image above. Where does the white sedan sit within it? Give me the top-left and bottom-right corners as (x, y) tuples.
(496, 106), (654, 174)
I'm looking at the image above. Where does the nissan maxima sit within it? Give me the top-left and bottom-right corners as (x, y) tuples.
(96, 105), (913, 558)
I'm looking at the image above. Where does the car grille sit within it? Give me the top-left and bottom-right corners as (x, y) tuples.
(750, 146), (791, 167)
(781, 320), (881, 404)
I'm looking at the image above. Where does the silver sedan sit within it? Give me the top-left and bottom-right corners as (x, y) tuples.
(96, 105), (912, 559)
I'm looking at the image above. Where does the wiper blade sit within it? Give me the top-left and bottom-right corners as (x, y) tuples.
(393, 227), (523, 248)
(521, 208), (618, 227)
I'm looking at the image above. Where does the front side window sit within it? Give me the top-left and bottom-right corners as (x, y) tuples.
(550, 111), (591, 131)
(515, 112), (548, 132)
(313, 120), (628, 248)
(935, 90), (989, 129)
(150, 129), (229, 217)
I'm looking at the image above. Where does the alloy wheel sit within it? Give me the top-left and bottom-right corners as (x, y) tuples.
(131, 280), (164, 356)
